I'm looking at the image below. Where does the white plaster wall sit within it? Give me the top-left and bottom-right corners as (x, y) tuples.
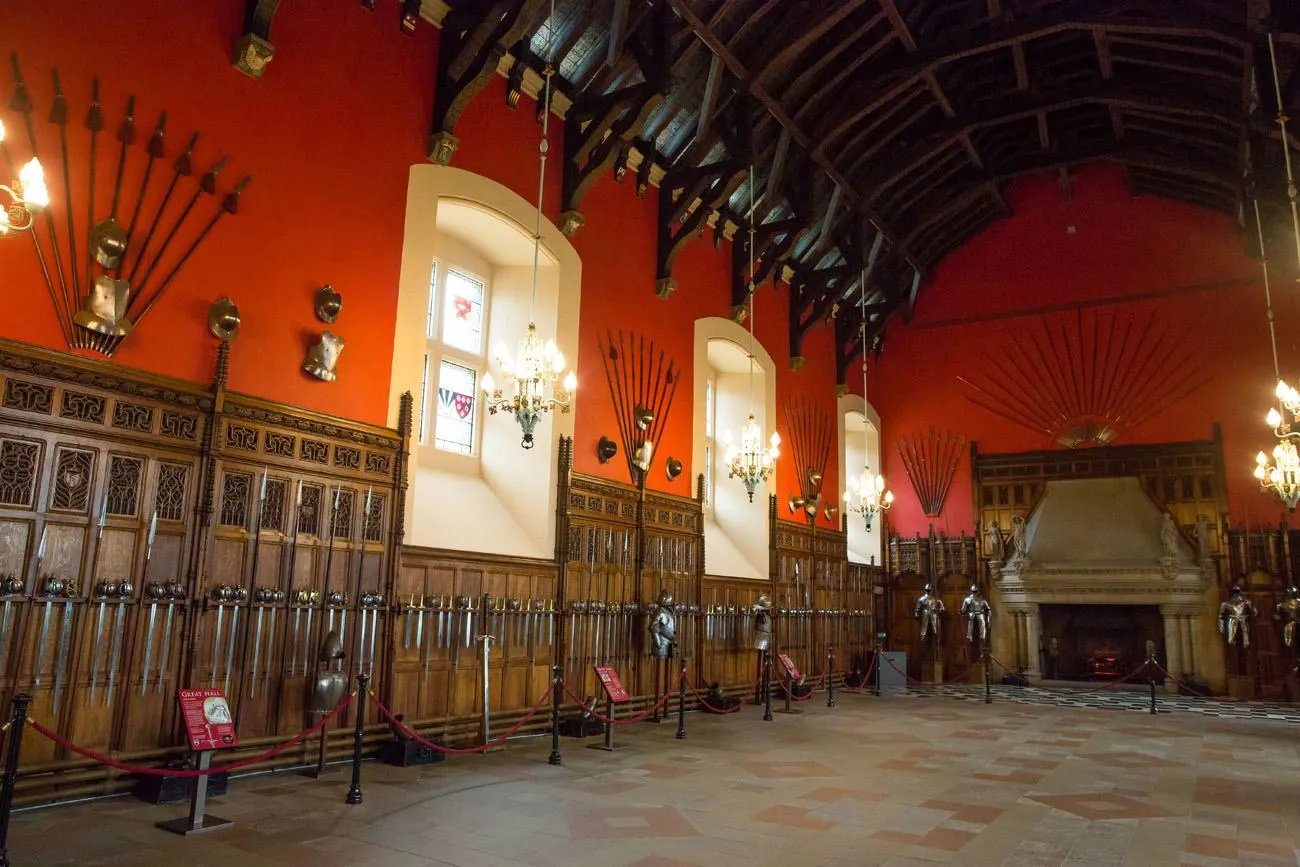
(693, 317), (776, 580)
(388, 167), (581, 557)
(839, 394), (883, 566)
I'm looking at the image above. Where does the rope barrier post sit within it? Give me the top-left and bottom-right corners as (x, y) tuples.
(763, 649), (773, 722)
(874, 633), (883, 697)
(548, 666), (562, 766)
(1147, 641), (1158, 716)
(826, 646), (836, 709)
(0, 694), (31, 867)
(346, 673), (369, 805)
(983, 645), (992, 705)
(675, 657), (687, 740)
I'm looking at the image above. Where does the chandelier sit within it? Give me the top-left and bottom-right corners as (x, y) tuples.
(722, 166), (779, 502)
(842, 262), (893, 529)
(0, 122), (48, 235)
(480, 0), (575, 450)
(1253, 32), (1300, 510)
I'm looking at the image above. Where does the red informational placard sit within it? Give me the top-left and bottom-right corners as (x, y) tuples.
(593, 665), (630, 704)
(777, 653), (802, 681)
(177, 689), (239, 752)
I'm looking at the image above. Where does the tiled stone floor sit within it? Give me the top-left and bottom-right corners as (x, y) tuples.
(10, 691), (1300, 866)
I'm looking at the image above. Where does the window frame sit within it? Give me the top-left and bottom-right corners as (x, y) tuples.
(420, 257), (492, 460)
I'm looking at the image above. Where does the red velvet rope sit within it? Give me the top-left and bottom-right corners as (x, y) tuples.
(368, 682), (555, 755)
(839, 655), (877, 693)
(1151, 661), (1252, 704)
(988, 654), (1149, 694)
(27, 692), (354, 778)
(686, 674), (761, 713)
(562, 676), (678, 724)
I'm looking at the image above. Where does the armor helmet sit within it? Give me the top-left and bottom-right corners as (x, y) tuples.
(969, 584), (979, 594)
(923, 584), (933, 593)
(657, 589), (673, 607)
(1290, 586), (1298, 597)
(1229, 584), (1243, 597)
(318, 630), (345, 662)
(755, 594), (772, 609)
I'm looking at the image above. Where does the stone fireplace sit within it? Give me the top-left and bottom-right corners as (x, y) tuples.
(992, 477), (1214, 688)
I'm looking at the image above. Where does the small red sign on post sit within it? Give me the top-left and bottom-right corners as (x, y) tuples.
(177, 689), (239, 752)
(593, 665), (630, 704)
(777, 653), (802, 681)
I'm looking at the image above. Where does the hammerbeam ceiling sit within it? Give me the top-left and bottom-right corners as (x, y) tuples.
(429, 0), (1300, 380)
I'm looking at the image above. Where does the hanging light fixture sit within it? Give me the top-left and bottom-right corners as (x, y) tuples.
(481, 0), (576, 450)
(0, 120), (49, 236)
(723, 165), (780, 502)
(843, 262), (893, 529)
(1254, 33), (1300, 510)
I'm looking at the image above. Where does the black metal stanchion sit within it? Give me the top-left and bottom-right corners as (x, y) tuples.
(874, 634), (883, 697)
(826, 647), (837, 709)
(983, 646), (992, 704)
(675, 657), (687, 740)
(762, 650), (773, 722)
(1147, 643), (1158, 716)
(345, 673), (369, 805)
(0, 694), (32, 867)
(548, 665), (563, 766)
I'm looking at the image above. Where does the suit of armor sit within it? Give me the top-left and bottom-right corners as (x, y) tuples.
(648, 590), (676, 659)
(959, 585), (992, 644)
(1219, 586), (1258, 648)
(752, 594), (773, 651)
(914, 584), (945, 642)
(1277, 588), (1300, 647)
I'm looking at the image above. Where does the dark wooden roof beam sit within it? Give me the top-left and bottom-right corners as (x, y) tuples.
(923, 70), (956, 118)
(1013, 41), (1030, 90)
(666, 0), (926, 275)
(751, 0), (870, 89)
(780, 10), (889, 107)
(693, 53), (725, 147)
(879, 0), (918, 52)
(1094, 26), (1114, 78)
(1037, 111), (1051, 149)
(607, 0), (630, 67)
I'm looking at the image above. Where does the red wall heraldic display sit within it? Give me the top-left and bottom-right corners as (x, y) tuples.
(178, 689), (240, 752)
(594, 665), (629, 704)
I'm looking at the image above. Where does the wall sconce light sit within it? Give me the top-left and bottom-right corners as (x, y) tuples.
(597, 436), (618, 464)
(665, 457), (682, 482)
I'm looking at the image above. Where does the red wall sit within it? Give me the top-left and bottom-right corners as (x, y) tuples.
(869, 164), (1295, 535)
(0, 0), (842, 518)
(0, 0), (436, 424)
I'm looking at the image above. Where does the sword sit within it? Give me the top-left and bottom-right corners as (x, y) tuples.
(32, 527), (53, 693)
(285, 481), (305, 677)
(224, 594), (242, 694)
(367, 599), (380, 674)
(302, 596), (315, 676)
(290, 603), (302, 677)
(351, 487), (374, 671)
(87, 496), (109, 703)
(135, 511), (158, 697)
(51, 582), (77, 714)
(0, 575), (21, 685)
(105, 596), (125, 707)
(235, 472), (267, 715)
(404, 594), (415, 649)
(357, 595), (369, 674)
(210, 593), (225, 687)
(156, 584), (180, 693)
(249, 598), (264, 698)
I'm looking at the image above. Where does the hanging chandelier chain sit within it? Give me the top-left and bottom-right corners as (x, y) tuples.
(1267, 33), (1300, 271)
(528, 0), (556, 320)
(747, 163), (756, 410)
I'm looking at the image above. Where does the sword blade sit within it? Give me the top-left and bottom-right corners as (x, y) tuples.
(303, 606), (314, 676)
(0, 602), (12, 683)
(32, 599), (54, 691)
(157, 603), (175, 694)
(249, 606), (264, 698)
(224, 604), (239, 694)
(105, 603), (125, 707)
(140, 602), (157, 696)
(89, 600), (106, 705)
(211, 604), (224, 687)
(404, 606), (413, 650)
(290, 607), (302, 678)
(368, 609), (378, 675)
(52, 600), (75, 714)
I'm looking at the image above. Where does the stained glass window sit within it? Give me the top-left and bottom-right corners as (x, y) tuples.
(441, 270), (485, 354)
(435, 359), (477, 455)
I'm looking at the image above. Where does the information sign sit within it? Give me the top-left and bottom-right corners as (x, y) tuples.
(177, 688), (239, 752)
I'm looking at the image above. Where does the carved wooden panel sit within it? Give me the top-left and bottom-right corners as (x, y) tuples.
(0, 439), (40, 508)
(106, 454), (144, 517)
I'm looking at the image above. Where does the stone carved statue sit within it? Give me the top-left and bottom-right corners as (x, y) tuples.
(959, 585), (992, 644)
(1160, 513), (1180, 559)
(1218, 585), (1258, 648)
(1276, 587), (1300, 648)
(752, 594), (773, 651)
(647, 590), (676, 659)
(1195, 514), (1210, 561)
(914, 584), (945, 642)
(984, 521), (1004, 562)
(1011, 516), (1027, 560)
(303, 331), (345, 382)
(308, 630), (347, 714)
